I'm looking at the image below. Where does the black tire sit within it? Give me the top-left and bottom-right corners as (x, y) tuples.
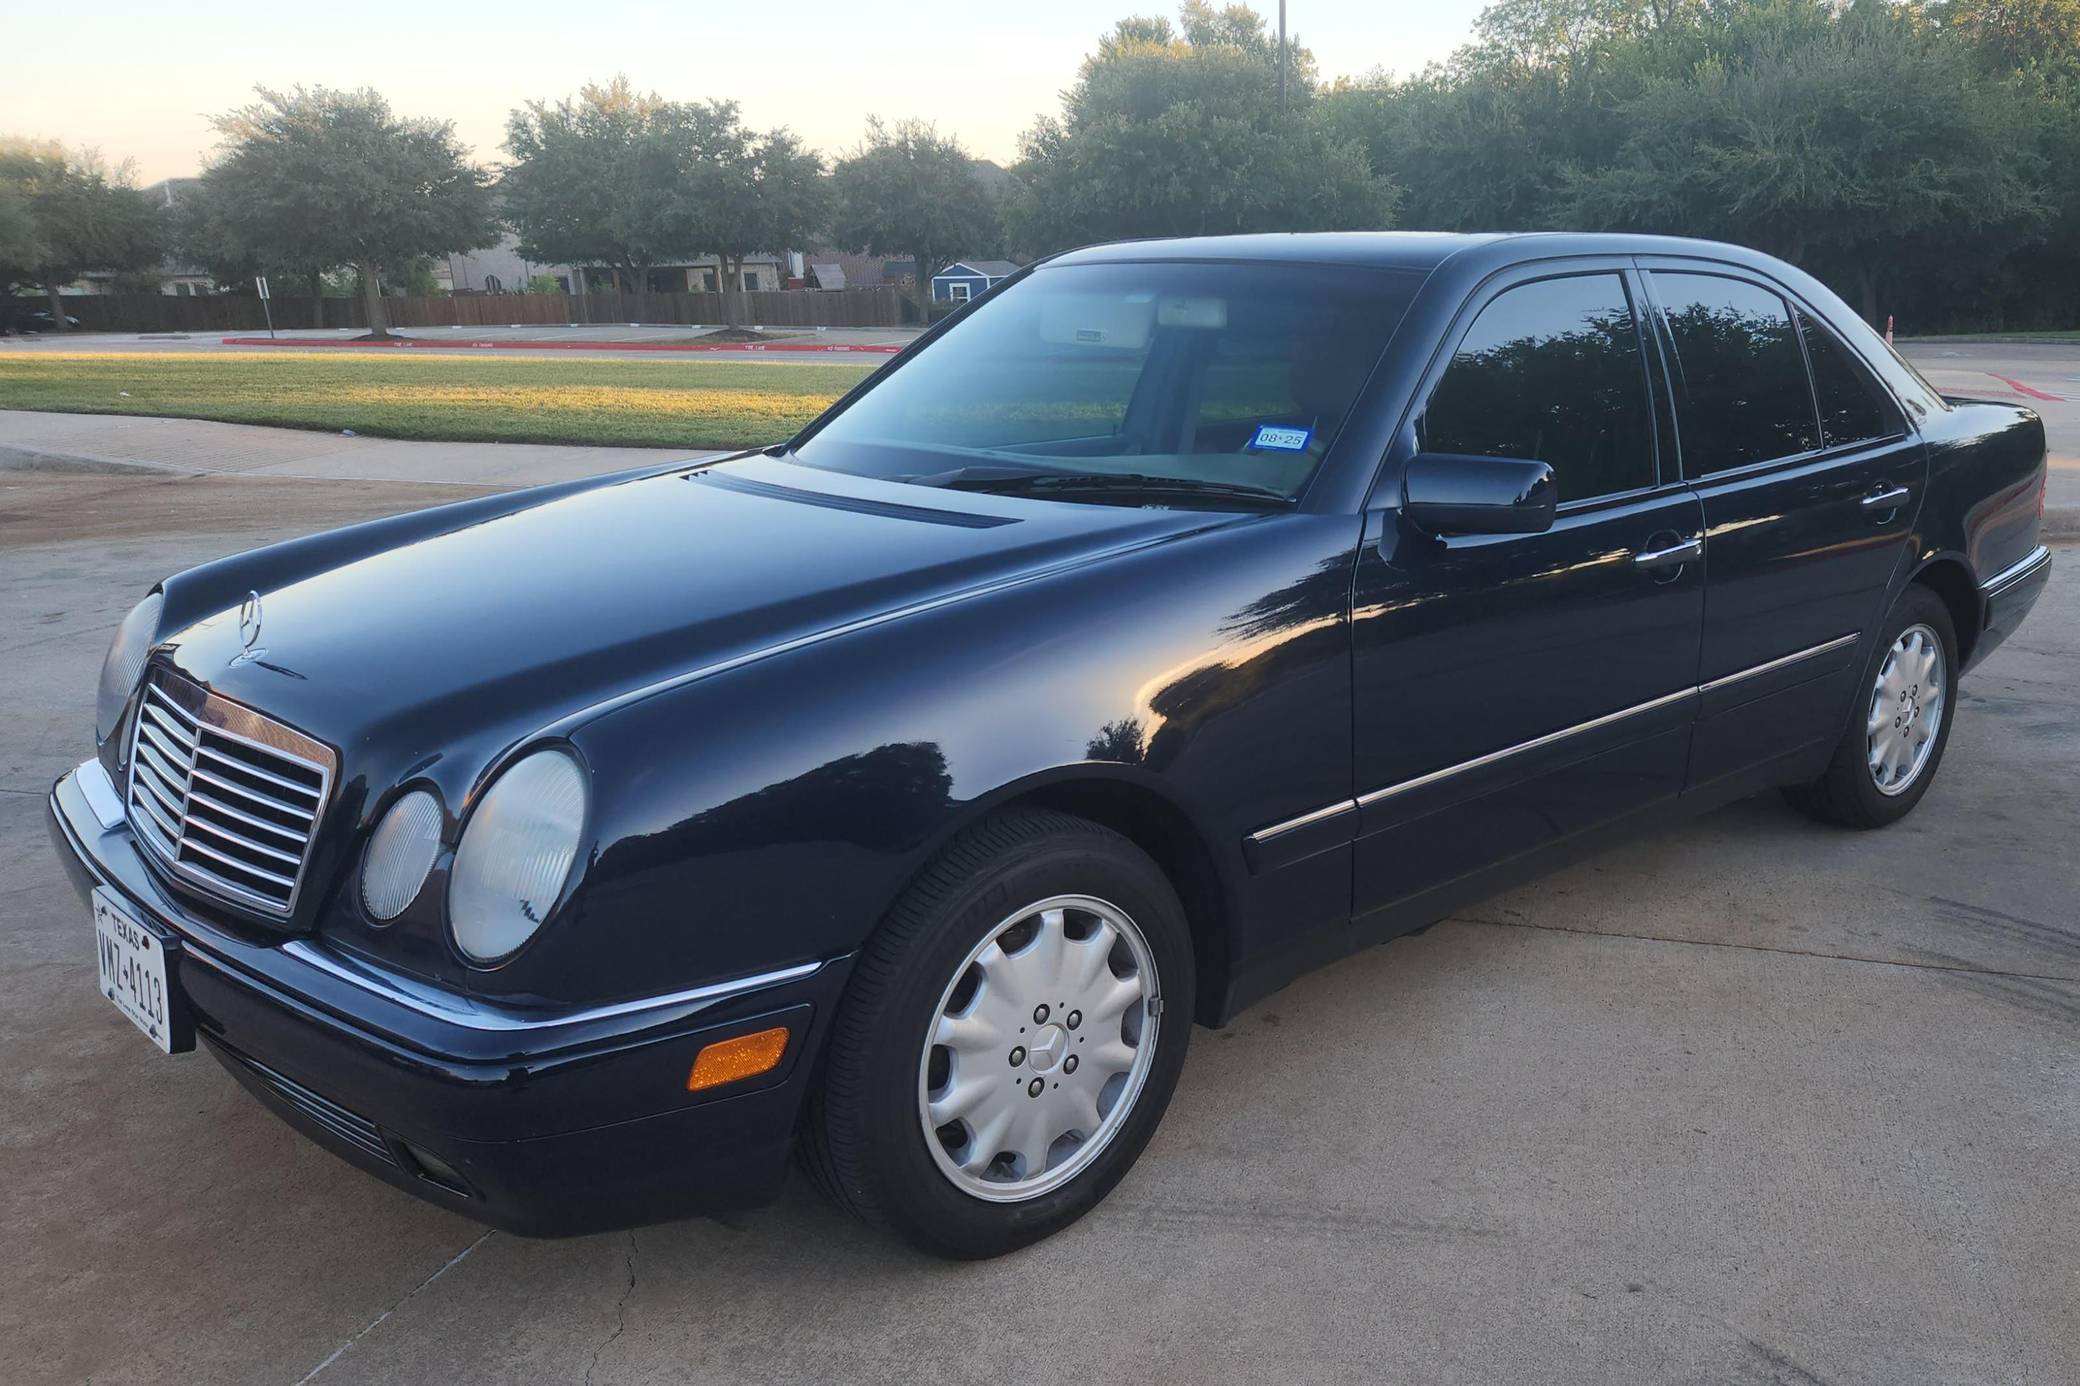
(1784, 584), (1958, 829)
(803, 808), (1194, 1259)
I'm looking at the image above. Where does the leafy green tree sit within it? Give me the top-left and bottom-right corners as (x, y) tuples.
(172, 174), (333, 304)
(688, 119), (829, 326)
(0, 179), (36, 284)
(0, 139), (164, 328)
(1006, 3), (1395, 253)
(201, 87), (494, 338)
(1935, 0), (2080, 73)
(1557, 2), (2045, 321)
(504, 79), (716, 309)
(829, 118), (1000, 318)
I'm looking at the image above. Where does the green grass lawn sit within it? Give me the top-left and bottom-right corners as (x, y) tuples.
(0, 351), (879, 448)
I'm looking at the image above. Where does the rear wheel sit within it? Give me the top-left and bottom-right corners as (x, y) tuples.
(804, 809), (1193, 1258)
(1784, 584), (1957, 829)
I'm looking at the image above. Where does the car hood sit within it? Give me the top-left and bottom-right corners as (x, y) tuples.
(162, 456), (1230, 774)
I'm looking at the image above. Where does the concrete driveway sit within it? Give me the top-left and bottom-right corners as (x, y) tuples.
(1, 469), (2074, 1385)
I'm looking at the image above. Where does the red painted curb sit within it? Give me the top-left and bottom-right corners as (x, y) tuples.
(218, 336), (903, 355)
(1985, 371), (2065, 403)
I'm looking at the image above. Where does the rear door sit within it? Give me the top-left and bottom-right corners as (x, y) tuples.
(1345, 262), (1705, 927)
(1639, 265), (1927, 792)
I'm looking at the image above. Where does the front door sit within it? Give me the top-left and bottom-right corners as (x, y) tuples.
(1639, 266), (1928, 792)
(1350, 264), (1706, 928)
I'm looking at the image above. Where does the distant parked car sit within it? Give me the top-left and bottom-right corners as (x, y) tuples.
(1, 302), (82, 334)
(49, 233), (2053, 1258)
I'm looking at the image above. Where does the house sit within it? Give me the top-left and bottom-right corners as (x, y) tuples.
(931, 260), (1019, 304)
(435, 226), (577, 295)
(574, 254), (791, 296)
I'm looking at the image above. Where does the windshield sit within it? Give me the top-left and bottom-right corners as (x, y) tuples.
(793, 261), (1423, 506)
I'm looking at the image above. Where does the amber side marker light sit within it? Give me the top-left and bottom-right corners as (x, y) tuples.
(688, 1026), (791, 1092)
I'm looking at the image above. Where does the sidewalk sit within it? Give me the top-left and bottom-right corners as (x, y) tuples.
(0, 409), (710, 489)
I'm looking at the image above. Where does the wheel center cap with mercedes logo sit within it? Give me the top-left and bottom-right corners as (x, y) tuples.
(1025, 1025), (1067, 1072)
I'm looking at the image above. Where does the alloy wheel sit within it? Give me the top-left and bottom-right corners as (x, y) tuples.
(1866, 622), (1946, 796)
(917, 894), (1159, 1202)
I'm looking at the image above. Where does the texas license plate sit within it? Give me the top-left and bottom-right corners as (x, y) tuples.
(94, 888), (191, 1054)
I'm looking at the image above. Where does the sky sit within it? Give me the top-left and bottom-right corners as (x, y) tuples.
(1, 0), (1490, 184)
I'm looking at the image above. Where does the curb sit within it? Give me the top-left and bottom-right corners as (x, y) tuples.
(218, 336), (904, 355)
(2046, 505), (2080, 540)
(0, 443), (190, 477)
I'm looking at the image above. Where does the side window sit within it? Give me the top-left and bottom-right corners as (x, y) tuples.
(1418, 273), (1655, 503)
(1798, 309), (1903, 447)
(1654, 273), (1818, 474)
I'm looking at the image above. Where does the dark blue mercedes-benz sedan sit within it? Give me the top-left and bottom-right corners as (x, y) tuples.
(50, 233), (2053, 1257)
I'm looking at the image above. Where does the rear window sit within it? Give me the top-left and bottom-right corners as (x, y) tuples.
(1654, 273), (1819, 475)
(1798, 310), (1903, 448)
(795, 261), (1423, 503)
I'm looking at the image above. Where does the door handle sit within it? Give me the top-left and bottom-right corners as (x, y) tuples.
(1633, 537), (1703, 571)
(1861, 484), (1911, 515)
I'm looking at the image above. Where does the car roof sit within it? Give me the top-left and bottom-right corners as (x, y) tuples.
(1044, 231), (1789, 277)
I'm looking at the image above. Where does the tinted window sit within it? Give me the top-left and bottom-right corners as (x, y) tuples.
(1418, 273), (1654, 503)
(796, 261), (1422, 503)
(1798, 310), (1902, 447)
(1655, 273), (1818, 474)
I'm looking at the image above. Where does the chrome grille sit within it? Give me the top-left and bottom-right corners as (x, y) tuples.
(125, 670), (334, 916)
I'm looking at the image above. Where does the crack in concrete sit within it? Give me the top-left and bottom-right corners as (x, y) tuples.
(292, 1229), (494, 1385)
(584, 1229), (639, 1386)
(1455, 913), (2080, 985)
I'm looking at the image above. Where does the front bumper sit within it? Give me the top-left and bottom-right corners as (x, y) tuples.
(48, 762), (853, 1236)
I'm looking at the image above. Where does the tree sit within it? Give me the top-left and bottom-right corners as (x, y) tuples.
(1556, 3), (2046, 322)
(1935, 0), (2080, 73)
(0, 140), (164, 328)
(1005, 3), (1396, 253)
(504, 79), (714, 310)
(172, 174), (333, 305)
(695, 126), (829, 327)
(202, 87), (494, 338)
(0, 179), (36, 285)
(674, 109), (831, 328)
(829, 118), (1000, 319)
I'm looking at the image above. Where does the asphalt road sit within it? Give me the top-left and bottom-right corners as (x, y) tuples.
(2, 470), (2075, 1385)
(1901, 340), (2080, 511)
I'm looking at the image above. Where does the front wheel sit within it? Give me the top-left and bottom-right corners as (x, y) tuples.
(803, 809), (1194, 1258)
(1784, 584), (1957, 829)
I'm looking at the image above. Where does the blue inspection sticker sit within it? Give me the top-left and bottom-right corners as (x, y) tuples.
(1249, 424), (1311, 452)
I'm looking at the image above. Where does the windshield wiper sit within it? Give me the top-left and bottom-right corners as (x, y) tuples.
(914, 467), (1297, 509)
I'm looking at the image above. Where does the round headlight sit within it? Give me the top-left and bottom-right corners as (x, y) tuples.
(96, 592), (163, 744)
(448, 749), (588, 964)
(361, 789), (444, 921)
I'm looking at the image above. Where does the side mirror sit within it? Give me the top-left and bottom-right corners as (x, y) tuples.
(1402, 453), (1557, 535)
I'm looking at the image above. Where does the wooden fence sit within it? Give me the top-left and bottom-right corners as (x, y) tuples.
(10, 286), (915, 335)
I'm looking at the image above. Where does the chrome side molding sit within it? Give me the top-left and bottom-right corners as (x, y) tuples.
(1697, 632), (1858, 694)
(1354, 686), (1696, 810)
(1245, 798), (1360, 844)
(1249, 632), (1860, 846)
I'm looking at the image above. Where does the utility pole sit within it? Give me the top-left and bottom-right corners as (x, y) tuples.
(1278, 0), (1288, 114)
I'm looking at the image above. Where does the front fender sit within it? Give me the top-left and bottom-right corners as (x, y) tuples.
(535, 512), (1364, 1011)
